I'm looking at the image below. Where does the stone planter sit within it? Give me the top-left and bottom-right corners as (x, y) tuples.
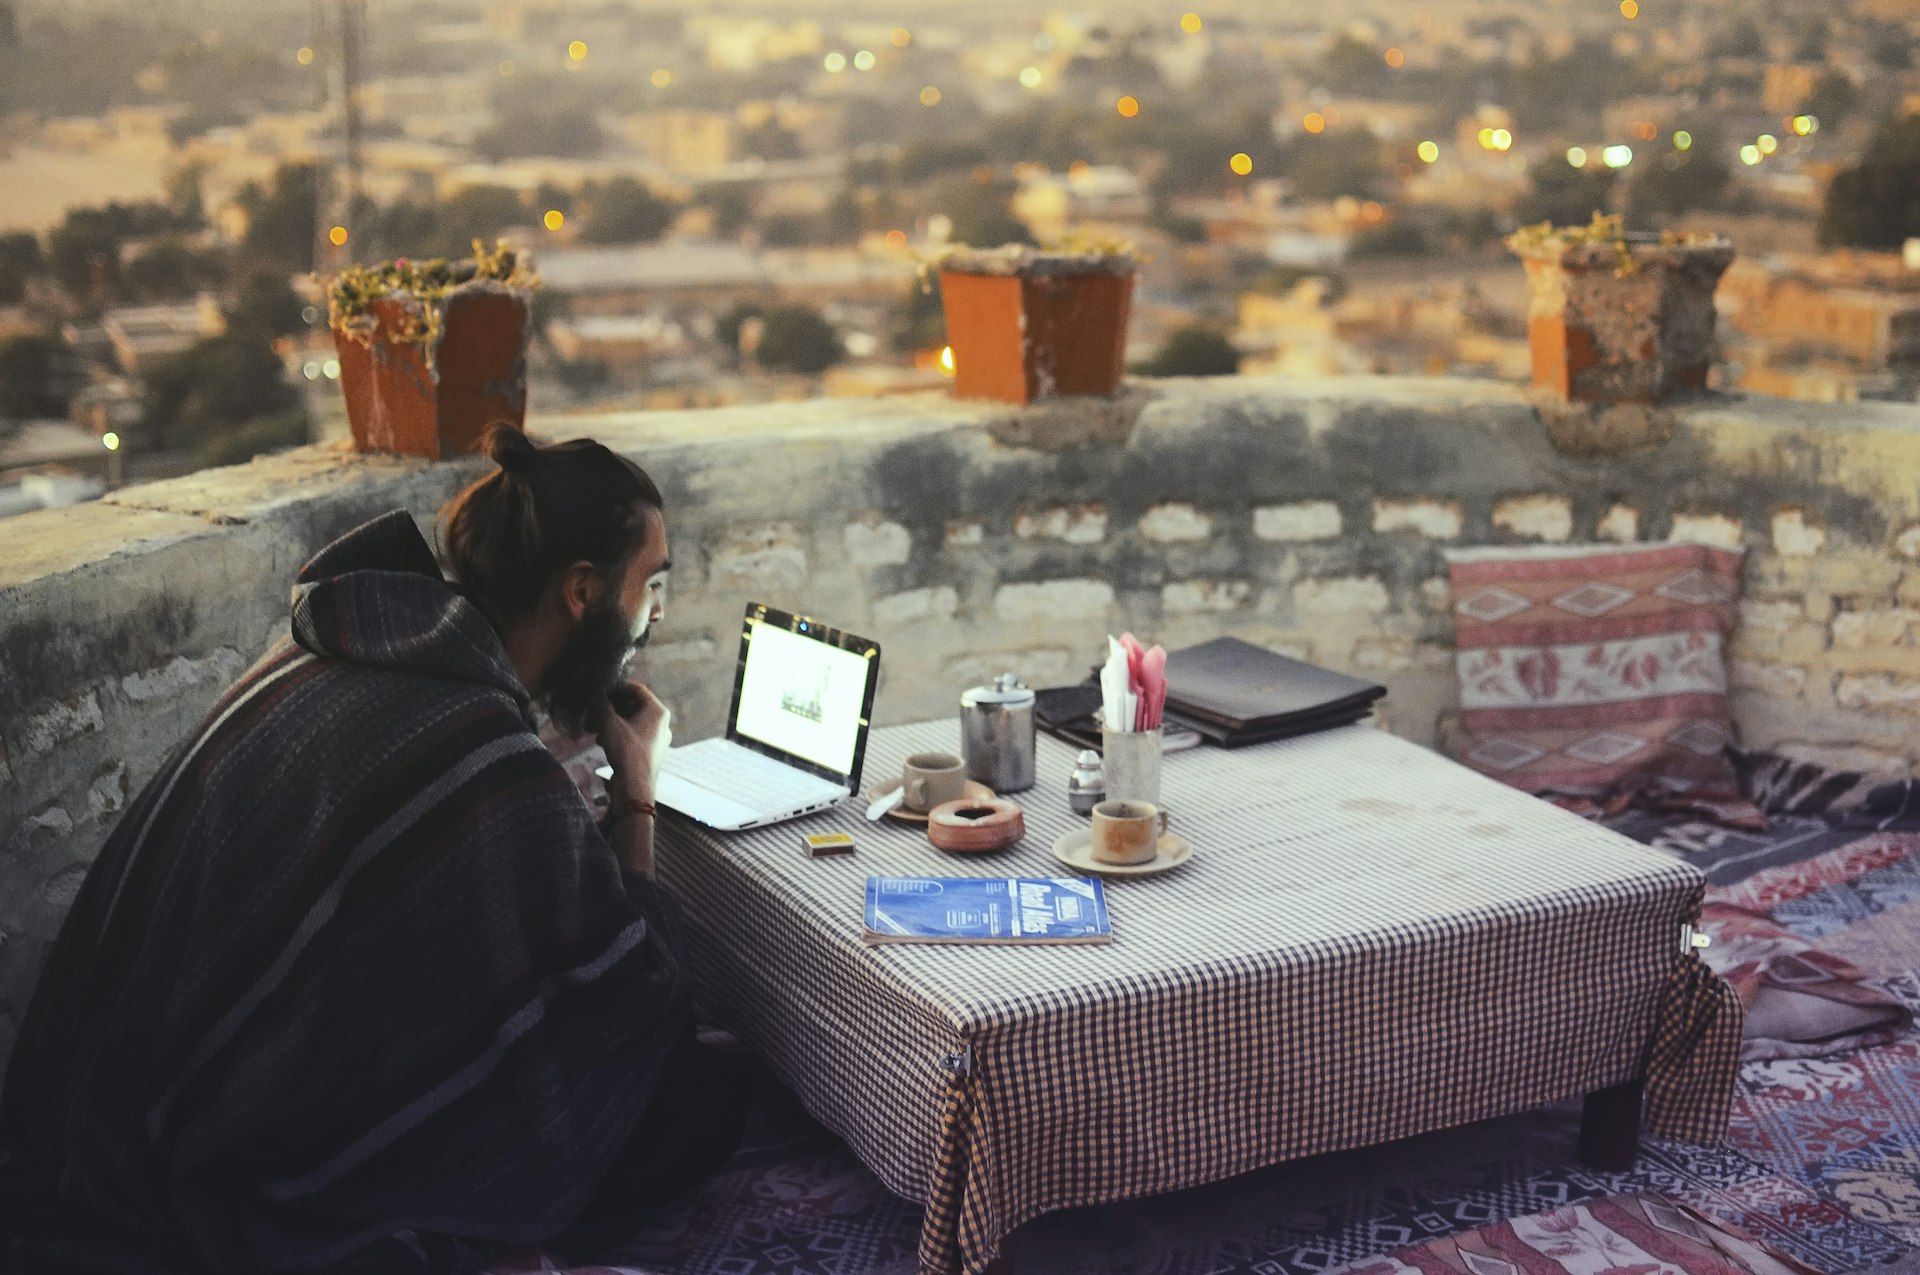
(938, 257), (1135, 405)
(332, 282), (533, 460)
(1509, 234), (1734, 405)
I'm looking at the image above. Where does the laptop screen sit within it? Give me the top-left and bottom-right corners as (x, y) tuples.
(730, 607), (879, 783)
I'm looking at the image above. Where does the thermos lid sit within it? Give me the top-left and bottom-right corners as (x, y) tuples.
(961, 672), (1034, 707)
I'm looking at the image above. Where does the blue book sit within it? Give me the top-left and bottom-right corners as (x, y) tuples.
(863, 877), (1112, 945)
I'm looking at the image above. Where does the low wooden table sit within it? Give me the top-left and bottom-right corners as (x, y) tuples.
(656, 721), (1723, 1274)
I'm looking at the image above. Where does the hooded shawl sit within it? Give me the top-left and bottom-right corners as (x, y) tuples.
(0, 511), (690, 1274)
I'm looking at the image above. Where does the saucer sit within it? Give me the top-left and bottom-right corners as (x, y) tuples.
(1050, 828), (1193, 878)
(865, 776), (997, 824)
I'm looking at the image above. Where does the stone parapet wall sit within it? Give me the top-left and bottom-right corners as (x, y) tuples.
(4, 375), (1920, 1079)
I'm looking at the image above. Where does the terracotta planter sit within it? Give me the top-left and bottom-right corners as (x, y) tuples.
(939, 267), (1135, 404)
(1510, 236), (1734, 405)
(333, 282), (532, 459)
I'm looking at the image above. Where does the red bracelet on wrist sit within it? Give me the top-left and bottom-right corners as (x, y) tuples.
(606, 796), (657, 828)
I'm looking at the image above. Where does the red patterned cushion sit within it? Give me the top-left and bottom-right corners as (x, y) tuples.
(1445, 542), (1744, 795)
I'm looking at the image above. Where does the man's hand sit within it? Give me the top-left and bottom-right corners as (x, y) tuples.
(597, 681), (671, 801)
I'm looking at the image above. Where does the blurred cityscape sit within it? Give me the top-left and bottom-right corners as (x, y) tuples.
(1, 0), (1918, 512)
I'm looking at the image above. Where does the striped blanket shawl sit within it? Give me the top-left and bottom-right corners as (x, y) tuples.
(0, 511), (690, 1273)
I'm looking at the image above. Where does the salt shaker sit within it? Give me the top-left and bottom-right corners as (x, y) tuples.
(1066, 749), (1105, 816)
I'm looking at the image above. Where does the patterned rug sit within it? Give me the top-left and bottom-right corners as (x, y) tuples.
(491, 826), (1920, 1275)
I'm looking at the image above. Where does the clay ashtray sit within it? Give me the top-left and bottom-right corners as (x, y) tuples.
(926, 798), (1025, 853)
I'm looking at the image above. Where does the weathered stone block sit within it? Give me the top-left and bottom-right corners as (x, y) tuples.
(1162, 579), (1252, 614)
(1831, 608), (1919, 650)
(1253, 501), (1341, 542)
(1351, 637), (1454, 672)
(1731, 660), (1808, 698)
(710, 522), (809, 593)
(121, 649), (247, 704)
(86, 763), (128, 819)
(1810, 553), (1903, 601)
(19, 807), (74, 839)
(1420, 578), (1453, 613)
(1596, 504), (1640, 543)
(993, 579), (1115, 622)
(21, 693), (104, 756)
(1827, 647), (1920, 677)
(1777, 622), (1830, 663)
(943, 648), (1076, 689)
(1668, 512), (1743, 550)
(1836, 674), (1920, 715)
(1739, 599), (1803, 635)
(1138, 503), (1213, 543)
(1372, 497), (1462, 539)
(873, 586), (960, 627)
(1014, 503), (1107, 544)
(1897, 525), (1920, 560)
(1770, 509), (1826, 558)
(1492, 494), (1574, 542)
(844, 519), (912, 567)
(1294, 575), (1392, 615)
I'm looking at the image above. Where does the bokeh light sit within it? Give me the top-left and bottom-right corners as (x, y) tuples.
(1740, 144), (1761, 165)
(1018, 66), (1043, 88)
(328, 225), (349, 246)
(651, 68), (672, 88)
(544, 210), (565, 231)
(939, 346), (955, 374)
(1229, 152), (1253, 176)
(1384, 47), (1405, 68)
(102, 432), (120, 451)
(1566, 146), (1588, 167)
(568, 40), (588, 61)
(1673, 130), (1692, 150)
(1602, 144), (1633, 167)
(920, 86), (942, 106)
(853, 49), (876, 71)
(1757, 133), (1778, 155)
(1416, 140), (1439, 163)
(823, 51), (846, 73)
(1180, 13), (1204, 33)
(296, 47), (314, 66)
(890, 28), (911, 48)
(1620, 0), (1639, 17)
(1303, 111), (1326, 134)
(1117, 95), (1140, 117)
(1490, 128), (1512, 151)
(1792, 114), (1819, 135)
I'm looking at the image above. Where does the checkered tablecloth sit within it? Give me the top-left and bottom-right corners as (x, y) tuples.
(654, 722), (1738, 1275)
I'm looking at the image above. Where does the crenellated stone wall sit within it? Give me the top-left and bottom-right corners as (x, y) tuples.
(5, 375), (1920, 1081)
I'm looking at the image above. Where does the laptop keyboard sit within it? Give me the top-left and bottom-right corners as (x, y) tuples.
(665, 742), (840, 807)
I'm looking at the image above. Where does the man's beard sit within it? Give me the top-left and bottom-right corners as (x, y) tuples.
(547, 599), (651, 736)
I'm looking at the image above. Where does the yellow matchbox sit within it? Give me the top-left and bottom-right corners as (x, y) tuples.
(803, 831), (856, 858)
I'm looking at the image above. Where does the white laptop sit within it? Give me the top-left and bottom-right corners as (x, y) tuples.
(600, 602), (882, 831)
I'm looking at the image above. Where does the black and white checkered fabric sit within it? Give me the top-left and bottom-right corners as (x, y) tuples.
(656, 722), (1733, 1275)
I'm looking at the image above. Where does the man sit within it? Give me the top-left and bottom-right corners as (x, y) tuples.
(0, 426), (748, 1273)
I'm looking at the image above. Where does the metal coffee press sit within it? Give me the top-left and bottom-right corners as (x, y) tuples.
(960, 673), (1036, 793)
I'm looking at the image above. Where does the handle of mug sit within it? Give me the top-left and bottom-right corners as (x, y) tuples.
(1157, 808), (1171, 835)
(909, 777), (927, 810)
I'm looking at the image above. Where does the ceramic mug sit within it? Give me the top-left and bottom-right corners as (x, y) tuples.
(903, 752), (968, 813)
(1090, 799), (1169, 866)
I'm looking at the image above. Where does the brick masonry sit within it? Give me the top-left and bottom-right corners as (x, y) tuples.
(3, 377), (1920, 1081)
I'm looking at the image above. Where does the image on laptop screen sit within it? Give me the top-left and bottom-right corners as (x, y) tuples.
(732, 615), (873, 777)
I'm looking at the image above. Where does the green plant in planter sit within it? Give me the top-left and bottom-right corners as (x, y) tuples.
(327, 239), (538, 370)
(1506, 212), (1728, 277)
(916, 230), (1142, 290)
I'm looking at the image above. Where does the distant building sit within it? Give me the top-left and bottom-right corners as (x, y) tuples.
(1011, 166), (1149, 240)
(1719, 254), (1920, 402)
(614, 111), (736, 175)
(99, 297), (225, 375)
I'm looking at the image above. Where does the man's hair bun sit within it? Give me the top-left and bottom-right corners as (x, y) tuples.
(484, 422), (539, 475)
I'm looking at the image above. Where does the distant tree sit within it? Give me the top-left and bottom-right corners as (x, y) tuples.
(226, 272), (306, 340)
(475, 109), (604, 161)
(47, 208), (128, 303)
(936, 178), (1033, 248)
(759, 213), (822, 247)
(1138, 325), (1240, 377)
(1151, 204), (1208, 244)
(0, 1), (16, 46)
(124, 240), (227, 301)
(1347, 221), (1430, 259)
(753, 304), (842, 375)
(1801, 70), (1860, 125)
(581, 178), (676, 245)
(1514, 159), (1618, 228)
(892, 139), (991, 185)
(1712, 17), (1764, 59)
(0, 231), (42, 304)
(1280, 128), (1392, 201)
(142, 333), (301, 452)
(698, 185), (754, 238)
(1323, 34), (1389, 93)
(890, 277), (945, 355)
(551, 357), (611, 401)
(436, 185), (533, 248)
(1867, 22), (1913, 71)
(237, 164), (320, 275)
(0, 332), (73, 419)
(1818, 115), (1920, 250)
(715, 301), (764, 362)
(1625, 138), (1731, 222)
(1792, 20), (1829, 63)
(195, 408), (309, 468)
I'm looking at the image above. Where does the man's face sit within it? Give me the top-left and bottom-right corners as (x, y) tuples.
(547, 508), (671, 736)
